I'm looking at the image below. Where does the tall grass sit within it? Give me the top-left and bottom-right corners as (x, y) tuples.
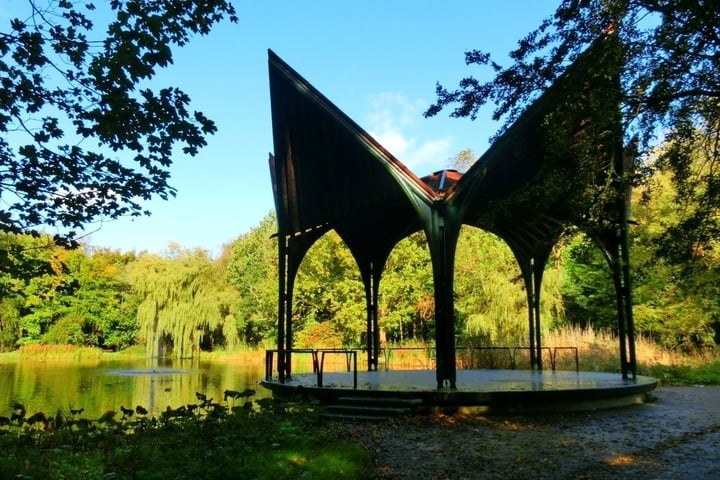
(16, 344), (104, 361)
(199, 344), (266, 364)
(545, 324), (720, 379)
(374, 326), (720, 384)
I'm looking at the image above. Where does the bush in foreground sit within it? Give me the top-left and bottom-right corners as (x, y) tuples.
(0, 401), (371, 480)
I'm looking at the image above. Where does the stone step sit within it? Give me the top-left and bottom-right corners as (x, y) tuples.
(336, 396), (423, 408)
(322, 396), (424, 422)
(321, 412), (390, 422)
(325, 404), (412, 417)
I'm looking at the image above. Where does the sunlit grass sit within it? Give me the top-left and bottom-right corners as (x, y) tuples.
(113, 344), (147, 357)
(0, 350), (19, 362)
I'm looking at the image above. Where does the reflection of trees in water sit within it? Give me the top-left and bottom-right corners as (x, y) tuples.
(0, 359), (266, 419)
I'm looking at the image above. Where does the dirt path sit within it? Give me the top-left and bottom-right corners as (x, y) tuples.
(339, 386), (720, 479)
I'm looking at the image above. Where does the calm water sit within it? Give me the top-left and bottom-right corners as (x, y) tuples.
(0, 357), (268, 419)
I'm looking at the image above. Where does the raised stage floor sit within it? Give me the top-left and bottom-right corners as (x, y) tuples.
(261, 369), (658, 413)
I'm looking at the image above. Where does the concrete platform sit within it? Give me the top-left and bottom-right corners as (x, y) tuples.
(261, 369), (658, 413)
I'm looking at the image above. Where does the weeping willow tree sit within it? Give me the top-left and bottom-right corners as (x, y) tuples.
(454, 226), (565, 347)
(454, 227), (527, 346)
(128, 246), (239, 358)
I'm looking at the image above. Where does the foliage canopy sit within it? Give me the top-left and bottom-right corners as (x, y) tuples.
(426, 0), (719, 246)
(0, 0), (237, 240)
(426, 1), (718, 147)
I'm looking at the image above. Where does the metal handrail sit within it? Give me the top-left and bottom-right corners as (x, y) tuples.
(264, 349), (318, 382)
(265, 345), (578, 386)
(264, 348), (358, 389)
(550, 346), (580, 372)
(456, 346), (514, 369)
(317, 349), (357, 389)
(377, 345), (579, 371)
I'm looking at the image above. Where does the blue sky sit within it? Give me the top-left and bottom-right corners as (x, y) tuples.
(23, 2), (559, 255)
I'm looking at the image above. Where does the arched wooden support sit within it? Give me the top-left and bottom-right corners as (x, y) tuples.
(598, 231), (637, 379)
(276, 234), (289, 381)
(276, 227), (328, 382)
(515, 246), (555, 371)
(426, 207), (462, 389)
(597, 137), (637, 379)
(619, 222), (637, 378)
(362, 263), (382, 371)
(524, 266), (538, 369)
(339, 230), (404, 373)
(525, 258), (545, 370)
(532, 260), (543, 370)
(516, 256), (540, 370)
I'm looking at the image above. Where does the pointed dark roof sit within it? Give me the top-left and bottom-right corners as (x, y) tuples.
(268, 34), (624, 268)
(269, 49), (431, 270)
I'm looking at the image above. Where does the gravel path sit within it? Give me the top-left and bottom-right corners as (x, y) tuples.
(338, 386), (720, 479)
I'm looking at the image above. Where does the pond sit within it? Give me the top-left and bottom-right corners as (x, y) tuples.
(0, 356), (268, 420)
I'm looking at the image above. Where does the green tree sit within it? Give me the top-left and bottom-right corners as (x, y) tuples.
(226, 215), (435, 348)
(654, 102), (720, 265)
(426, 0), (720, 351)
(0, 234), (48, 349)
(558, 233), (617, 332)
(225, 213), (278, 345)
(630, 145), (720, 350)
(426, 0), (719, 232)
(294, 231), (366, 347)
(380, 232), (434, 343)
(448, 148), (477, 173)
(454, 226), (565, 347)
(0, 234), (73, 345)
(0, 233), (140, 350)
(44, 248), (139, 349)
(0, 296), (22, 351)
(556, 138), (720, 350)
(454, 227), (528, 346)
(426, 1), (717, 143)
(1, 1), (237, 240)
(129, 246), (239, 358)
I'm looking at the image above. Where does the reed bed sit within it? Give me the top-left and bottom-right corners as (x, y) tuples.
(307, 326), (719, 382)
(16, 344), (103, 361)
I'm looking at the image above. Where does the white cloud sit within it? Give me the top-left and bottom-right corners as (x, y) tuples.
(410, 138), (452, 170)
(365, 92), (452, 173)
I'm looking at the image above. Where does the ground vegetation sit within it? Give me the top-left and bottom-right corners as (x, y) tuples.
(0, 367), (718, 479)
(0, 399), (370, 479)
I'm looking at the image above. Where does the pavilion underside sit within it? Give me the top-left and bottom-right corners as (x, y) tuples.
(267, 33), (636, 389)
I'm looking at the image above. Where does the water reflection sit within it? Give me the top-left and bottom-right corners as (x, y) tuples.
(0, 357), (267, 419)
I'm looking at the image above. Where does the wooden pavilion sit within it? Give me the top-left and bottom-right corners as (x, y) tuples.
(267, 34), (636, 390)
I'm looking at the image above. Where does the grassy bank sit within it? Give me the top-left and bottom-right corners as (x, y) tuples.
(3, 327), (719, 386)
